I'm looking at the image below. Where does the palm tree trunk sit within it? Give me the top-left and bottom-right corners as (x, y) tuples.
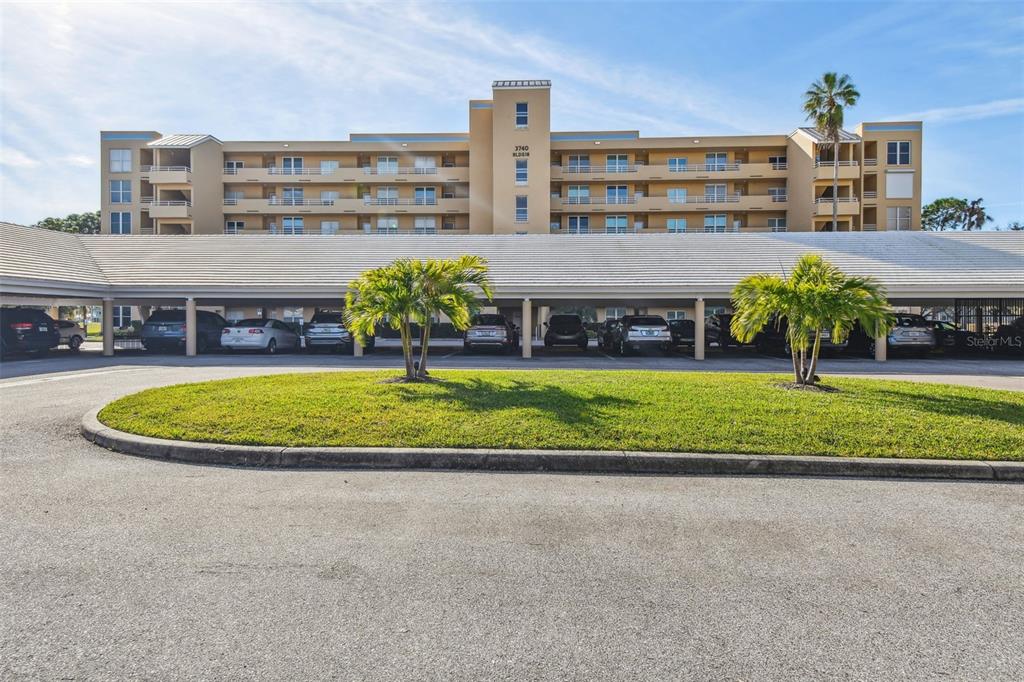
(400, 316), (415, 380)
(417, 320), (432, 378)
(832, 140), (839, 231)
(803, 330), (823, 385)
(790, 343), (801, 384)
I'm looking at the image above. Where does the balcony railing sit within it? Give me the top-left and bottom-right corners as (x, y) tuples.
(262, 224), (468, 236)
(555, 164), (638, 174)
(141, 165), (191, 173)
(814, 160), (859, 168)
(815, 196), (859, 203)
(863, 191), (878, 199)
(551, 161), (787, 174)
(863, 224), (877, 231)
(561, 196), (637, 205)
(363, 197), (440, 206)
(152, 200), (192, 206)
(362, 166), (440, 175)
(864, 158), (878, 166)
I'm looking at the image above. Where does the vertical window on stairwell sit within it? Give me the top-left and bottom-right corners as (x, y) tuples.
(887, 141), (911, 166)
(110, 149), (131, 172)
(515, 102), (528, 128)
(110, 211), (131, 234)
(887, 206), (911, 230)
(110, 180), (131, 203)
(515, 195), (528, 222)
(515, 159), (528, 185)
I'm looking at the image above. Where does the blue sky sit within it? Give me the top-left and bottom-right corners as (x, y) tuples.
(1, 0), (1022, 226)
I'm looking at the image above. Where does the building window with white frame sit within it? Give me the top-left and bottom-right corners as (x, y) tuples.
(606, 154), (628, 172)
(666, 218), (687, 233)
(282, 157), (303, 174)
(704, 214), (727, 233)
(377, 216), (398, 234)
(414, 217), (436, 234)
(768, 186), (787, 202)
(224, 160), (244, 173)
(110, 211), (131, 234)
(224, 220), (244, 235)
(110, 149), (131, 173)
(320, 160), (339, 175)
(225, 307), (245, 322)
(768, 217), (787, 232)
(606, 185), (628, 204)
(376, 186), (398, 205)
(567, 154), (589, 172)
(282, 216), (304, 235)
(377, 156), (398, 174)
(515, 195), (528, 222)
(282, 187), (303, 205)
(567, 215), (589, 234)
(605, 215), (627, 234)
(667, 188), (687, 204)
(605, 307), (626, 321)
(666, 310), (686, 321)
(515, 102), (528, 127)
(414, 187), (436, 205)
(887, 206), (911, 230)
(705, 183), (727, 202)
(112, 305), (132, 329)
(668, 157), (688, 172)
(109, 180), (131, 203)
(320, 190), (339, 204)
(515, 159), (528, 185)
(320, 221), (339, 235)
(414, 156), (436, 173)
(705, 152), (727, 171)
(567, 185), (589, 204)
(768, 155), (787, 169)
(887, 141), (911, 166)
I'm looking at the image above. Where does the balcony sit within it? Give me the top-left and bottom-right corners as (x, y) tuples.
(140, 165), (191, 184)
(550, 161), (788, 182)
(814, 160), (860, 180)
(260, 225), (472, 237)
(551, 193), (787, 212)
(224, 197), (470, 214)
(145, 200), (192, 219)
(814, 197), (860, 216)
(224, 166), (470, 183)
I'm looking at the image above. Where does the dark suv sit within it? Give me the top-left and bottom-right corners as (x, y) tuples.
(668, 319), (695, 348)
(1, 308), (60, 357)
(609, 315), (672, 355)
(464, 313), (519, 353)
(753, 315), (848, 356)
(544, 314), (588, 351)
(140, 309), (227, 353)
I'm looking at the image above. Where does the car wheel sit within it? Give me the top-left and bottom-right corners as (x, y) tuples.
(266, 339), (277, 354)
(68, 335), (83, 352)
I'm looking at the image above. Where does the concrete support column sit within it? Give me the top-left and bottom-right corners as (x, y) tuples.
(521, 298), (532, 359)
(102, 298), (114, 357)
(874, 335), (887, 362)
(139, 306), (152, 323)
(539, 306), (550, 332)
(694, 298), (706, 360)
(185, 297), (197, 357)
(353, 338), (364, 357)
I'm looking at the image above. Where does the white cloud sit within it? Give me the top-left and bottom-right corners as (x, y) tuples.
(60, 155), (94, 167)
(886, 98), (1024, 125)
(0, 147), (41, 168)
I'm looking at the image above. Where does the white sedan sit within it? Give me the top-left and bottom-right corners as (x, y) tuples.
(221, 318), (300, 354)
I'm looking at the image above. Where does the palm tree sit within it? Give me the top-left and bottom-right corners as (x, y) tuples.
(803, 73), (860, 232)
(730, 254), (893, 386)
(964, 198), (993, 231)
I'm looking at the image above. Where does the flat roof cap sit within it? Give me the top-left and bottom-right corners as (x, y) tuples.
(492, 80), (551, 89)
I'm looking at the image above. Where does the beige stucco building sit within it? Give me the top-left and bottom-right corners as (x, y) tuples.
(100, 80), (923, 239)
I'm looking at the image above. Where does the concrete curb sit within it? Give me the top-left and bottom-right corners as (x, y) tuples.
(81, 408), (1023, 482)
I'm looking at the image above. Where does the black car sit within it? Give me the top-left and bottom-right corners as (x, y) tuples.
(463, 313), (519, 353)
(1, 307), (60, 357)
(705, 313), (744, 349)
(753, 316), (848, 356)
(667, 319), (695, 348)
(543, 314), (588, 351)
(140, 309), (228, 353)
(609, 315), (672, 355)
(595, 319), (619, 351)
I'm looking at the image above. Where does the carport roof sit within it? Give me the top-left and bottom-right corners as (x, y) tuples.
(1, 221), (1022, 301)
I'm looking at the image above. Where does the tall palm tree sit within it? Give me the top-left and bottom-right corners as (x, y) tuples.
(964, 198), (993, 231)
(730, 254), (892, 386)
(803, 73), (860, 232)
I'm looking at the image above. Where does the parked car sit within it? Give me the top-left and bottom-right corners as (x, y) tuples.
(667, 318), (695, 348)
(463, 313), (519, 353)
(848, 313), (937, 357)
(753, 315), (847, 356)
(222, 318), (300, 354)
(595, 319), (619, 351)
(304, 311), (373, 354)
(994, 316), (1024, 356)
(705, 313), (745, 349)
(610, 315), (672, 355)
(543, 314), (588, 351)
(0, 307), (60, 357)
(140, 309), (227, 353)
(55, 319), (86, 352)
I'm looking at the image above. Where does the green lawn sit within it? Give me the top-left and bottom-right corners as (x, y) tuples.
(97, 370), (1024, 460)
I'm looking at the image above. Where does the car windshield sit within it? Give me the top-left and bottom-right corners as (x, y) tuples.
(627, 316), (667, 327)
(311, 313), (345, 324)
(230, 319), (267, 327)
(472, 314), (506, 326)
(146, 310), (185, 323)
(896, 315), (929, 327)
(548, 315), (581, 332)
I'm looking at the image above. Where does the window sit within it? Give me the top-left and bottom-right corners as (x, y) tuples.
(515, 159), (528, 185)
(703, 214), (727, 233)
(320, 221), (339, 235)
(283, 307), (304, 325)
(225, 160), (244, 172)
(414, 217), (437, 234)
(282, 187), (304, 205)
(282, 157), (303, 174)
(515, 101), (528, 127)
(224, 190), (245, 203)
(705, 152), (727, 171)
(110, 211), (131, 234)
(768, 217), (787, 232)
(414, 187), (436, 205)
(606, 154), (628, 172)
(667, 188), (687, 204)
(666, 310), (686, 321)
(666, 218), (687, 233)
(320, 160), (339, 175)
(885, 171), (914, 199)
(568, 216), (589, 234)
(887, 141), (911, 166)
(606, 185), (628, 204)
(109, 180), (131, 203)
(282, 216), (304, 235)
(768, 155), (787, 169)
(768, 187), (787, 202)
(568, 154), (590, 172)
(320, 190), (339, 204)
(668, 157), (688, 172)
(604, 215), (627, 234)
(442, 218), (457, 230)
(225, 308), (245, 322)
(887, 206), (911, 231)
(110, 149), (131, 173)
(567, 185), (590, 204)
(377, 156), (398, 174)
(414, 156), (436, 173)
(224, 220), (244, 235)
(515, 195), (528, 222)
(377, 216), (398, 234)
(377, 186), (398, 205)
(605, 307), (626, 321)
(705, 184), (727, 202)
(112, 306), (132, 329)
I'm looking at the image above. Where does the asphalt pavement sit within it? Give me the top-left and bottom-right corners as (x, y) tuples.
(1, 358), (1023, 680)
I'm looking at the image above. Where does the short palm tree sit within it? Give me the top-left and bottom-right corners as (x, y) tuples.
(730, 254), (893, 386)
(803, 72), (860, 232)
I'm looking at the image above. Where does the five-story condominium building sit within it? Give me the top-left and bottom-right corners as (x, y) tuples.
(100, 80), (922, 237)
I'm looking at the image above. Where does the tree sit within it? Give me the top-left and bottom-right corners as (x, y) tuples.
(963, 198), (993, 231)
(803, 73), (860, 232)
(922, 197), (969, 231)
(344, 256), (493, 382)
(1000, 221), (1023, 231)
(34, 211), (100, 234)
(730, 254), (893, 387)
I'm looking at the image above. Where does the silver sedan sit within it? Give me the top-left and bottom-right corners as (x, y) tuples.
(221, 318), (300, 354)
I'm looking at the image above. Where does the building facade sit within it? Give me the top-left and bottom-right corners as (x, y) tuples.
(100, 80), (923, 239)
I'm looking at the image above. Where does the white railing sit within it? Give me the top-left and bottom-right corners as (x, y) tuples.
(863, 224), (877, 231)
(361, 166), (441, 175)
(268, 197), (336, 206)
(815, 196), (859, 203)
(864, 158), (878, 166)
(363, 197), (439, 206)
(267, 167), (327, 176)
(554, 164), (638, 174)
(151, 200), (191, 206)
(141, 165), (191, 173)
(814, 160), (859, 167)
(677, 194), (740, 204)
(671, 163), (741, 173)
(260, 225), (468, 236)
(140, 196), (154, 205)
(863, 191), (878, 199)
(770, 193), (788, 203)
(562, 196), (637, 205)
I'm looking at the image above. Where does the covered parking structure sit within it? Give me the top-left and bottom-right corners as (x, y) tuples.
(2, 221), (1022, 361)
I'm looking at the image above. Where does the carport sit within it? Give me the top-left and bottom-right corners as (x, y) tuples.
(2, 222), (1022, 361)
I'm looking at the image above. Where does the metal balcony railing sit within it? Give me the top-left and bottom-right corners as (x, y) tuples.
(863, 191), (878, 199)
(864, 158), (878, 166)
(554, 164), (638, 174)
(361, 166), (441, 175)
(141, 165), (191, 173)
(561, 196), (637, 205)
(814, 160), (859, 167)
(815, 196), (859, 203)
(363, 197), (440, 206)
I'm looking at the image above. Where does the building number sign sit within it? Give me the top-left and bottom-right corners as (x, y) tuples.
(512, 145), (529, 158)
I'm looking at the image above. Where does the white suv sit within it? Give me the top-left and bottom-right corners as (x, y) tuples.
(55, 320), (86, 352)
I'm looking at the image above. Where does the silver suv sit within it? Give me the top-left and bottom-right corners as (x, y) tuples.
(886, 313), (937, 356)
(304, 311), (375, 354)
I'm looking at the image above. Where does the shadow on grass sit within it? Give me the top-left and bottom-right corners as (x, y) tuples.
(393, 377), (638, 430)
(865, 387), (1024, 427)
